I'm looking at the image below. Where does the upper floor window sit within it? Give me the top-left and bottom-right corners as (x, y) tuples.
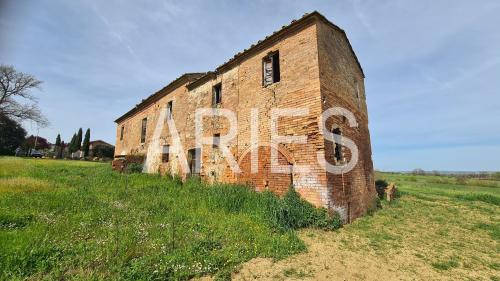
(120, 125), (124, 141)
(332, 128), (343, 164)
(212, 83), (222, 106)
(140, 118), (147, 143)
(166, 101), (173, 120)
(262, 51), (280, 86)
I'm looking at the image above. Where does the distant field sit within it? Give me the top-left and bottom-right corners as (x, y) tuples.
(0, 157), (498, 280)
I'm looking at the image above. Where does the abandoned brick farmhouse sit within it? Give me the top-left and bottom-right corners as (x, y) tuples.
(113, 11), (377, 221)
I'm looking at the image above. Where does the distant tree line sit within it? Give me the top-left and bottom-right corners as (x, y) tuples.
(409, 168), (498, 180)
(61, 128), (91, 158)
(52, 128), (114, 159)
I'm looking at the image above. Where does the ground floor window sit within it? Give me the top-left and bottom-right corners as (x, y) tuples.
(162, 145), (170, 162)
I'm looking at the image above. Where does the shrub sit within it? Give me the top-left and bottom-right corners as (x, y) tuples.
(203, 184), (343, 231)
(266, 187), (342, 231)
(375, 179), (388, 199)
(125, 163), (143, 174)
(92, 144), (115, 158)
(407, 176), (417, 182)
(430, 177), (454, 185)
(456, 175), (468, 185)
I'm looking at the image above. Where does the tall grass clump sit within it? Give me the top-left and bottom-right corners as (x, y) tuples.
(203, 184), (343, 231)
(124, 162), (143, 173)
(375, 179), (388, 199)
(263, 187), (342, 230)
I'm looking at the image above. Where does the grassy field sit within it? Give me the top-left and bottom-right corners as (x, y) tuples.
(0, 157), (340, 281)
(0, 157), (499, 280)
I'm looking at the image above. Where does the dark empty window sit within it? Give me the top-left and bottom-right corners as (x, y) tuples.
(332, 128), (343, 163)
(120, 125), (124, 141)
(140, 118), (147, 143)
(354, 81), (361, 109)
(213, 133), (220, 148)
(162, 145), (170, 162)
(166, 101), (173, 120)
(188, 148), (200, 176)
(212, 83), (222, 106)
(262, 51), (280, 86)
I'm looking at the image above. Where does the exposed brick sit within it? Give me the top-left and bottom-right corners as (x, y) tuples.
(113, 12), (377, 222)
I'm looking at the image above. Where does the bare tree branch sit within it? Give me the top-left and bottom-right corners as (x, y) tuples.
(0, 64), (48, 127)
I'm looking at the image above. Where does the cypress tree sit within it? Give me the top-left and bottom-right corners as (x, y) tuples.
(54, 134), (61, 158)
(82, 128), (90, 157)
(59, 141), (65, 158)
(69, 133), (77, 153)
(77, 128), (83, 150)
(55, 134), (61, 147)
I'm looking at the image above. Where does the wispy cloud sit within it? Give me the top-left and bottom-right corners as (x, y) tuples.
(90, 4), (138, 59)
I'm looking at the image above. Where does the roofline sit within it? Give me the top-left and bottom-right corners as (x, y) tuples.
(115, 11), (365, 122)
(315, 12), (365, 78)
(89, 140), (113, 146)
(187, 11), (364, 91)
(89, 139), (111, 144)
(114, 72), (205, 123)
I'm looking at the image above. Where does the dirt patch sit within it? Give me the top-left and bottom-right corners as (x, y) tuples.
(230, 228), (465, 281)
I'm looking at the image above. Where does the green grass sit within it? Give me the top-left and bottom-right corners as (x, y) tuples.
(0, 157), (338, 280)
(341, 171), (500, 278)
(1, 157), (499, 280)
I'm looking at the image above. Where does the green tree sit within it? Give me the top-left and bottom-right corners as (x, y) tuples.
(58, 141), (65, 158)
(82, 128), (90, 157)
(55, 134), (61, 147)
(69, 133), (77, 153)
(54, 134), (61, 159)
(77, 128), (83, 150)
(0, 113), (27, 155)
(92, 144), (115, 159)
(22, 135), (50, 151)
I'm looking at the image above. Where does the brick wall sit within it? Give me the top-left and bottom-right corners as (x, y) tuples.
(316, 21), (377, 221)
(114, 14), (376, 221)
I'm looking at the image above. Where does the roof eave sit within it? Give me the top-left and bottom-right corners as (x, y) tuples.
(114, 72), (205, 123)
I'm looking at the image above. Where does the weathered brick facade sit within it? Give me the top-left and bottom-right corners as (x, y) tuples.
(113, 12), (377, 221)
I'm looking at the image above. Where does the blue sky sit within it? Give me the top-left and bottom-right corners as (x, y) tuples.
(1, 0), (499, 171)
